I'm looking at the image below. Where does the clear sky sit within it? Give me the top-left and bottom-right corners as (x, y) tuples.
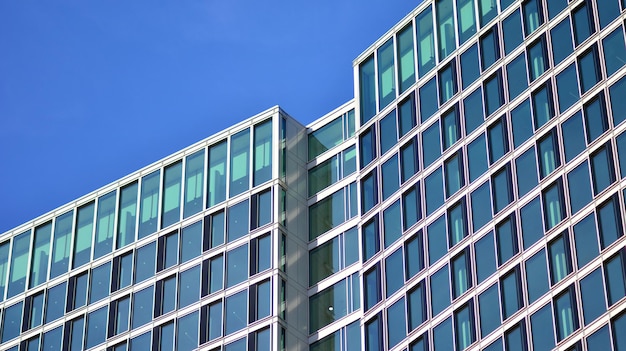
(0, 1), (418, 233)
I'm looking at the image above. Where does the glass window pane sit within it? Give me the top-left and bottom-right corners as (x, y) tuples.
(405, 232), (424, 278)
(89, 262), (111, 303)
(591, 145), (614, 195)
(29, 222), (52, 289)
(547, 0), (567, 19)
(523, 0), (543, 35)
(177, 312), (199, 351)
(117, 182), (138, 248)
(387, 298), (407, 349)
(431, 265), (450, 316)
(45, 282), (66, 323)
(573, 214), (599, 268)
(471, 182), (491, 231)
(433, 317), (454, 350)
(551, 19), (574, 65)
(437, 0), (456, 59)
(225, 290), (247, 335)
(605, 252), (626, 305)
(399, 95), (416, 137)
(442, 107), (460, 150)
(479, 284), (500, 337)
(93, 191), (116, 259)
(611, 76), (626, 126)
(579, 46), (601, 93)
(359, 127), (376, 168)
(230, 129), (250, 197)
(549, 235), (572, 284)
(359, 55), (376, 123)
(408, 284), (426, 330)
(7, 230), (30, 298)
(492, 166), (512, 213)
(580, 269), (606, 325)
(425, 167), (444, 215)
(598, 0), (620, 28)
(484, 71), (503, 115)
(573, 3), (594, 46)
(448, 201), (467, 246)
(526, 250), (549, 303)
(461, 45), (480, 89)
(528, 38), (547, 81)
(597, 197), (622, 249)
(364, 265), (381, 310)
(496, 216), (517, 265)
(401, 139), (418, 182)
(587, 325), (612, 351)
(507, 54), (528, 100)
(561, 112), (586, 162)
(365, 316), (382, 351)
(439, 63), (457, 104)
(42, 326), (63, 351)
(207, 141), (227, 207)
(398, 25), (416, 93)
(515, 147), (538, 197)
(139, 171), (159, 238)
(68, 317), (84, 351)
(543, 181), (565, 230)
(253, 120), (272, 186)
(387, 250), (406, 296)
(162, 161), (183, 229)
(501, 268), (522, 319)
(475, 232), (496, 283)
(555, 289), (578, 341)
(184, 150), (205, 217)
(73, 203), (94, 269)
(179, 265), (200, 308)
(603, 27), (626, 76)
(226, 244), (248, 288)
(480, 29), (499, 70)
(416, 6), (436, 76)
(445, 153), (463, 197)
(511, 100), (532, 148)
(478, 0), (497, 26)
(538, 131), (559, 178)
(503, 10), (523, 54)
(180, 221), (201, 263)
(613, 312), (626, 351)
(452, 251), (471, 298)
(428, 215), (448, 265)
(556, 64), (580, 113)
(135, 241), (156, 283)
(488, 118), (508, 163)
(457, 0), (476, 44)
(530, 304), (555, 351)
(455, 304), (475, 350)
(521, 197), (543, 248)
(85, 306), (107, 349)
(227, 200), (249, 242)
(567, 161), (592, 214)
(1, 302), (22, 342)
(467, 134), (487, 181)
(382, 155), (399, 199)
(50, 211), (72, 279)
(420, 77), (438, 122)
(378, 38), (396, 109)
(532, 83), (554, 129)
(383, 200), (402, 248)
(209, 255), (223, 293)
(362, 217), (380, 262)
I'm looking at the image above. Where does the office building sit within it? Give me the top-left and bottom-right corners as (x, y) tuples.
(2, 0), (626, 350)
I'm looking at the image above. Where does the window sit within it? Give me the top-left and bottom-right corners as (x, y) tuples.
(501, 267), (522, 319)
(511, 100), (533, 148)
(398, 24), (416, 93)
(420, 77), (438, 122)
(530, 304), (555, 351)
(580, 269), (607, 325)
(94, 191), (115, 259)
(177, 312), (199, 351)
(471, 182), (491, 232)
(50, 211), (72, 279)
(158, 230), (178, 271)
(225, 291), (247, 335)
(543, 180), (565, 230)
(433, 318), (454, 350)
(457, 0), (476, 44)
(475, 232), (496, 283)
(110, 296), (130, 337)
(528, 37), (548, 81)
(401, 138), (418, 182)
(448, 200), (467, 246)
(29, 222), (51, 289)
(382, 155), (400, 200)
(207, 141), (227, 208)
(408, 283), (427, 330)
(467, 134), (488, 181)
(515, 147), (538, 197)
(445, 152), (464, 197)
(572, 2), (595, 46)
(455, 304), (475, 350)
(547, 0), (567, 19)
(387, 298), (407, 349)
(309, 276), (358, 332)
(554, 287), (579, 341)
(611, 76), (626, 126)
(578, 45), (601, 93)
(131, 285), (154, 328)
(383, 201), (402, 248)
(538, 129), (559, 178)
(548, 233), (572, 284)
(567, 161), (592, 214)
(184, 149), (205, 218)
(73, 203), (94, 269)
(230, 129), (250, 197)
(402, 184), (421, 230)
(480, 27), (500, 70)
(362, 217), (380, 262)
(380, 110), (398, 155)
(359, 55), (376, 123)
(587, 325), (612, 351)
(556, 64), (580, 113)
(442, 106), (461, 150)
(551, 18), (574, 65)
(603, 27), (626, 77)
(478, 0), (497, 26)
(605, 251), (626, 305)
(503, 10), (523, 54)
(384, 249), (404, 298)
(526, 249), (549, 303)
(523, 0), (543, 35)
(378, 38), (396, 109)
(44, 282), (66, 324)
(613, 311), (626, 350)
(598, 0), (620, 28)
(496, 215), (517, 265)
(364, 264), (381, 310)
(439, 62), (457, 104)
(484, 71), (504, 115)
(461, 44), (480, 89)
(431, 265), (451, 316)
(359, 126), (377, 168)
(561, 112), (586, 162)
(590, 143), (615, 194)
(487, 117), (508, 163)
(399, 94), (416, 136)
(437, 0), (456, 59)
(532, 82), (554, 129)
(361, 171), (378, 214)
(521, 197), (543, 248)
(425, 168), (444, 215)
(179, 265), (200, 308)
(479, 284), (500, 337)
(416, 5), (436, 76)
(227, 199), (249, 242)
(597, 196), (623, 249)
(89, 262), (111, 303)
(365, 315), (382, 351)
(134, 241), (156, 283)
(226, 244), (248, 288)
(428, 215), (447, 265)
(573, 214), (599, 268)
(207, 254), (225, 294)
(405, 232), (424, 279)
(463, 88), (484, 134)
(491, 165), (512, 213)
(162, 162), (182, 228)
(206, 301), (222, 341)
(506, 54), (528, 100)
(452, 250), (471, 298)
(618, 133), (626, 178)
(85, 306), (107, 349)
(181, 221), (202, 263)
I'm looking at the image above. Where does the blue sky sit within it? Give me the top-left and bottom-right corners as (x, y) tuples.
(0, 1), (417, 233)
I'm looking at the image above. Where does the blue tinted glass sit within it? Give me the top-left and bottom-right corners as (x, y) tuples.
(579, 47), (601, 93)
(179, 265), (200, 308)
(359, 56), (376, 123)
(580, 269), (606, 325)
(431, 265), (450, 316)
(405, 234), (424, 278)
(408, 284), (426, 330)
(385, 248), (404, 297)
(401, 140), (418, 182)
(452, 251), (470, 298)
(225, 291), (247, 334)
(573, 4), (594, 46)
(433, 318), (454, 350)
(549, 235), (572, 284)
(598, 198), (622, 249)
(511, 100), (533, 148)
(362, 218), (379, 262)
(365, 317), (381, 351)
(428, 216), (447, 265)
(227, 200), (249, 242)
(484, 339), (503, 351)
(403, 186), (421, 230)
(69, 317), (85, 351)
(574, 214), (599, 268)
(45, 282), (67, 323)
(485, 72), (503, 115)
(380, 110), (398, 155)
(455, 304), (474, 349)
(132, 286), (154, 328)
(387, 298), (407, 348)
(610, 76), (626, 126)
(556, 64), (580, 113)
(475, 232), (496, 283)
(612, 313), (626, 351)
(528, 39), (547, 81)
(605, 253), (626, 305)
(530, 305), (555, 351)
(461, 44), (480, 89)
(1, 302), (22, 342)
(547, 0), (567, 19)
(420, 78), (438, 122)
(555, 290), (578, 340)
(86, 307), (107, 349)
(422, 122), (441, 167)
(425, 168), (444, 215)
(384, 201), (402, 248)
(364, 265), (381, 310)
(496, 217), (517, 264)
(416, 6), (436, 76)
(526, 250), (549, 303)
(479, 284), (500, 337)
(506, 327), (527, 351)
(399, 95), (416, 135)
(543, 181), (565, 230)
(445, 153), (463, 197)
(507, 54), (528, 100)
(567, 161), (592, 214)
(561, 112), (586, 162)
(382, 155), (400, 200)
(442, 107), (460, 150)
(361, 172), (378, 214)
(448, 201), (467, 247)
(551, 19), (574, 65)
(468, 135), (488, 181)
(587, 325), (612, 351)
(617, 133), (626, 177)
(501, 269), (521, 319)
(597, 0), (620, 28)
(480, 29), (499, 69)
(532, 84), (553, 129)
(603, 28), (626, 76)
(488, 119), (508, 163)
(591, 146), (614, 194)
(503, 10), (523, 54)
(516, 148), (538, 197)
(492, 167), (512, 213)
(478, 0), (497, 26)
(130, 332), (151, 351)
(538, 132), (558, 178)
(523, 0), (543, 35)
(42, 326), (63, 351)
(463, 88), (484, 134)
(457, 0), (477, 44)
(226, 244), (248, 287)
(471, 182), (491, 231)
(177, 312), (199, 351)
(439, 64), (457, 104)
(584, 96), (608, 144)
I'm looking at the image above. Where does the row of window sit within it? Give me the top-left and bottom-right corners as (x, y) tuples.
(0, 184), (275, 304)
(362, 248), (626, 350)
(308, 110), (355, 161)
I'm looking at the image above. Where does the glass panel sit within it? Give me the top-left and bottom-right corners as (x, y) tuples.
(253, 120), (272, 186)
(180, 221), (201, 263)
(1, 302), (22, 342)
(543, 181), (565, 230)
(547, 0), (567, 19)
(134, 241), (156, 283)
(68, 317), (84, 351)
(310, 279), (348, 332)
(179, 265), (200, 308)
(511, 100), (532, 148)
(89, 262), (110, 303)
(439, 63), (457, 104)
(492, 166), (512, 213)
(448, 201), (467, 246)
(184, 149), (205, 217)
(209, 255), (223, 293)
(567, 161), (592, 214)
(7, 231), (30, 298)
(555, 289), (578, 341)
(605, 253), (626, 305)
(207, 141), (227, 207)
(479, 284), (500, 337)
(613, 312), (626, 350)
(433, 317), (454, 350)
(383, 200), (402, 248)
(521, 197), (543, 248)
(526, 250), (549, 303)
(501, 268), (522, 319)
(475, 232), (496, 283)
(561, 112), (586, 162)
(507, 54), (528, 100)
(425, 167), (444, 215)
(591, 145), (614, 194)
(579, 46), (601, 93)
(530, 304), (555, 351)
(160, 276), (177, 315)
(556, 64), (580, 113)
(455, 305), (475, 350)
(467, 134), (487, 181)
(310, 188), (345, 239)
(138, 170), (159, 238)
(503, 10), (523, 54)
(603, 28), (626, 77)
(381, 155), (399, 200)
(532, 83), (553, 129)
(416, 6), (436, 75)
(114, 297), (130, 335)
(611, 76), (626, 126)
(573, 3), (594, 46)
(159, 323), (174, 351)
(587, 325), (612, 351)
(442, 107), (460, 150)
(515, 147), (538, 197)
(551, 19), (574, 65)
(401, 140), (418, 182)
(162, 162), (182, 228)
(480, 29), (499, 70)
(365, 316), (381, 351)
(362, 217), (380, 262)
(488, 118), (508, 164)
(117, 182), (138, 248)
(431, 265), (451, 316)
(208, 301), (222, 341)
(385, 248), (404, 297)
(478, 0), (497, 26)
(364, 265), (381, 310)
(226, 244), (248, 288)
(523, 0), (543, 35)
(452, 251), (470, 298)
(73, 203), (94, 268)
(598, 197), (622, 249)
(45, 282), (66, 323)
(420, 77), (438, 122)
(359, 55), (376, 123)
(528, 38), (547, 81)
(398, 24), (416, 92)
(29, 222), (51, 289)
(230, 129), (250, 197)
(461, 45), (480, 89)
(437, 0), (456, 59)
(485, 72), (503, 116)
(130, 332), (151, 351)
(85, 306), (107, 349)
(0, 243), (8, 301)
(405, 232), (424, 278)
(538, 132), (559, 178)
(42, 326), (63, 351)
(378, 38), (396, 109)
(573, 214), (599, 268)
(310, 237), (339, 285)
(496, 216), (517, 265)
(471, 182), (491, 231)
(177, 312), (199, 351)
(408, 284), (426, 330)
(309, 157), (338, 196)
(387, 298), (407, 349)
(93, 191), (116, 259)
(598, 0), (620, 28)
(359, 127), (376, 168)
(50, 211), (72, 279)
(549, 235), (571, 284)
(428, 215), (447, 265)
(422, 121), (441, 167)
(457, 0), (476, 43)
(580, 269), (606, 325)
(227, 200), (249, 242)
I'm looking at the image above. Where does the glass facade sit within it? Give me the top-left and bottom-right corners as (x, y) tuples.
(2, 1), (626, 350)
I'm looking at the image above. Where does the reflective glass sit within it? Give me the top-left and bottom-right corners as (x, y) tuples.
(439, 63), (457, 104)
(425, 167), (444, 215)
(253, 119), (272, 186)
(94, 191), (115, 259)
(496, 216), (517, 265)
(359, 55), (376, 122)
(177, 312), (199, 351)
(382, 155), (399, 200)
(431, 265), (450, 316)
(613, 312), (626, 350)
(420, 77), (438, 122)
(29, 222), (51, 289)
(383, 200), (402, 248)
(507, 54), (528, 100)
(532, 83), (553, 128)
(162, 162), (182, 228)
(573, 214), (599, 268)
(86, 306), (107, 349)
(604, 28), (626, 77)
(416, 6), (436, 76)
(399, 95), (416, 136)
(428, 215), (448, 265)
(471, 182), (491, 231)
(364, 265), (381, 310)
(530, 304), (555, 351)
(207, 141), (227, 207)
(598, 0), (620, 28)
(401, 139), (418, 182)
(405, 232), (424, 278)
(455, 304), (474, 350)
(515, 147), (538, 197)
(587, 325), (612, 351)
(445, 153), (463, 197)
(561, 112), (586, 162)
(227, 199), (248, 242)
(114, 297), (130, 335)
(42, 326), (63, 351)
(408, 283), (426, 330)
(478, 0), (497, 26)
(398, 24), (416, 92)
(551, 19), (574, 65)
(523, 0), (543, 35)
(365, 316), (382, 351)
(521, 197), (543, 248)
(487, 118), (508, 163)
(457, 0), (476, 43)
(580, 269), (606, 325)
(555, 289), (578, 340)
(475, 232), (496, 283)
(229, 129), (251, 197)
(50, 210), (72, 278)
(549, 235), (571, 284)
(378, 38), (396, 109)
(573, 3), (594, 46)
(130, 332), (151, 351)
(139, 170), (160, 238)
(597, 197), (622, 249)
(134, 241), (155, 283)
(611, 76), (626, 126)
(547, 0), (567, 19)
(528, 38), (547, 81)
(492, 166), (512, 213)
(73, 203), (94, 269)
(463, 88), (484, 134)
(556, 64), (580, 113)
(591, 145), (614, 194)
(184, 149), (205, 217)
(567, 161), (592, 214)
(309, 235), (339, 285)
(89, 262), (110, 303)
(503, 10), (523, 54)
(225, 290), (247, 335)
(467, 134), (488, 181)
(511, 100), (532, 148)
(433, 317), (453, 350)
(538, 131), (559, 178)
(442, 107), (460, 149)
(45, 282), (66, 323)
(1, 302), (22, 342)
(362, 217), (380, 262)
(208, 301), (222, 341)
(359, 127), (376, 168)
(501, 268), (522, 319)
(452, 251), (470, 298)
(480, 28), (499, 70)
(380, 110), (397, 155)
(448, 201), (467, 246)
(310, 279), (349, 332)
(479, 284), (500, 337)
(543, 181), (565, 230)
(159, 322), (174, 351)
(526, 250), (549, 303)
(226, 244), (248, 288)
(605, 252), (626, 305)
(579, 46), (601, 93)
(132, 285), (154, 328)
(618, 133), (626, 177)
(68, 317), (84, 351)
(179, 265), (200, 308)
(387, 298), (407, 348)
(437, 0), (456, 59)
